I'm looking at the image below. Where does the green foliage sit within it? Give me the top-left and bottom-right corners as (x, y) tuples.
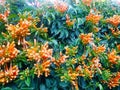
(0, 0), (120, 90)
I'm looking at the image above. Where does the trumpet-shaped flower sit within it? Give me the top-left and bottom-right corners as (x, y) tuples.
(0, 65), (19, 84)
(6, 19), (31, 45)
(79, 33), (93, 44)
(93, 45), (106, 54)
(66, 14), (75, 27)
(82, 0), (92, 6)
(86, 13), (101, 24)
(108, 49), (120, 64)
(106, 15), (120, 27)
(0, 9), (10, 22)
(34, 60), (51, 77)
(54, 1), (68, 13)
(0, 42), (19, 66)
(27, 42), (53, 62)
(108, 72), (120, 89)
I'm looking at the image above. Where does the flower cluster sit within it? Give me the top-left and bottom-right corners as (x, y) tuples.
(0, 9), (10, 22)
(39, 42), (53, 60)
(82, 0), (92, 6)
(108, 49), (120, 64)
(93, 45), (106, 54)
(0, 42), (19, 66)
(26, 41), (53, 77)
(54, 1), (68, 13)
(106, 15), (120, 27)
(79, 33), (93, 44)
(26, 40), (40, 62)
(61, 68), (79, 90)
(66, 14), (75, 27)
(27, 41), (51, 61)
(33, 24), (48, 33)
(65, 46), (78, 56)
(52, 52), (68, 67)
(6, 19), (31, 45)
(0, 40), (19, 85)
(86, 13), (101, 24)
(108, 72), (120, 89)
(0, 65), (19, 84)
(34, 60), (51, 77)
(79, 57), (101, 79)
(110, 28), (120, 36)
(90, 57), (102, 73)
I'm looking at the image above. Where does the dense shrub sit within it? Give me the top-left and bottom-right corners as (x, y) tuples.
(0, 0), (120, 90)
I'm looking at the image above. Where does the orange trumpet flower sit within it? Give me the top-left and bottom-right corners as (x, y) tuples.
(86, 13), (101, 24)
(79, 33), (93, 44)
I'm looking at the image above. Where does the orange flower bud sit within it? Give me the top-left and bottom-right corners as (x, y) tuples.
(117, 44), (120, 51)
(66, 14), (75, 26)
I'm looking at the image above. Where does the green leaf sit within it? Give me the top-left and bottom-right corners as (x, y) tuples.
(51, 13), (55, 20)
(1, 87), (12, 90)
(58, 31), (65, 39)
(40, 84), (46, 90)
(8, 14), (18, 19)
(47, 18), (51, 25)
(77, 18), (86, 25)
(46, 79), (51, 88)
(25, 77), (31, 87)
(59, 81), (69, 88)
(21, 88), (34, 90)
(80, 77), (86, 89)
(53, 87), (58, 90)
(64, 30), (69, 38)
(45, 78), (57, 88)
(98, 84), (104, 90)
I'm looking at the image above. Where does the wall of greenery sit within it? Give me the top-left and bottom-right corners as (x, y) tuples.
(0, 0), (120, 90)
